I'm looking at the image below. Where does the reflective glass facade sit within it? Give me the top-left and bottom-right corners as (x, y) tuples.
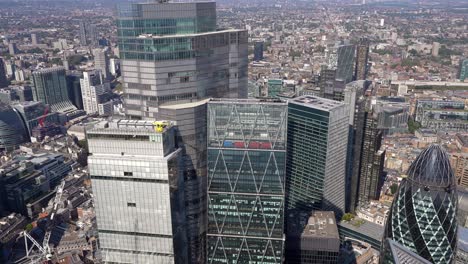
(0, 104), (29, 151)
(384, 145), (458, 264)
(207, 99), (287, 263)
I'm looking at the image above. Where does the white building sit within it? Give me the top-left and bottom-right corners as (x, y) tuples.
(87, 120), (187, 263)
(80, 70), (110, 115)
(53, 39), (68, 50)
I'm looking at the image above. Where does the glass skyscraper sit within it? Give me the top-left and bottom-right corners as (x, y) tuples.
(116, 2), (248, 261)
(0, 104), (29, 152)
(87, 120), (187, 263)
(207, 99), (287, 263)
(285, 96), (350, 218)
(383, 145), (458, 264)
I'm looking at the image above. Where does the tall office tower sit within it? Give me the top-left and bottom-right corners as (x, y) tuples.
(0, 58), (8, 88)
(382, 239), (432, 264)
(88, 24), (99, 46)
(117, 1), (248, 262)
(80, 70), (111, 115)
(253, 41), (264, 61)
(286, 96), (349, 219)
(87, 120), (188, 263)
(459, 58), (468, 81)
(343, 81), (368, 213)
(319, 66), (337, 98)
(383, 145), (458, 264)
(92, 48), (111, 80)
(79, 20), (88, 45)
(357, 112), (385, 207)
(8, 42), (17, 56)
(0, 104), (29, 152)
(31, 67), (77, 112)
(335, 45), (355, 84)
(207, 99), (287, 263)
(355, 38), (369, 81)
(31, 33), (38, 45)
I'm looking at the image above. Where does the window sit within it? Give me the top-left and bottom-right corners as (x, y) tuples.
(124, 171), (133, 176)
(127, 202), (136, 207)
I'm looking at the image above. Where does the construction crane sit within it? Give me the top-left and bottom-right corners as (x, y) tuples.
(38, 106), (49, 128)
(23, 180), (66, 263)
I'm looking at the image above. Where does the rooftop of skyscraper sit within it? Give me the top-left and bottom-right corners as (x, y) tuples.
(302, 211), (339, 240)
(290, 95), (345, 111)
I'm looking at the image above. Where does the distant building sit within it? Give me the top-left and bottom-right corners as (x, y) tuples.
(8, 43), (17, 56)
(253, 41), (264, 61)
(207, 99), (287, 263)
(286, 211), (340, 264)
(336, 45), (355, 84)
(65, 71), (84, 110)
(92, 48), (110, 80)
(452, 153), (468, 189)
(79, 20), (88, 45)
(355, 38), (369, 81)
(383, 145), (458, 263)
(286, 96), (349, 218)
(459, 58), (468, 81)
(13, 101), (61, 136)
(357, 112), (385, 207)
(415, 99), (467, 132)
(338, 217), (383, 250)
(0, 58), (9, 88)
(268, 79), (283, 97)
(53, 39), (68, 50)
(109, 58), (119, 76)
(432, 42), (440, 57)
(31, 67), (78, 114)
(87, 120), (187, 263)
(0, 104), (29, 151)
(80, 70), (111, 115)
(31, 33), (38, 45)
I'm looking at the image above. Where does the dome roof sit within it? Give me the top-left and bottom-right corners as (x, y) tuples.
(407, 144), (455, 187)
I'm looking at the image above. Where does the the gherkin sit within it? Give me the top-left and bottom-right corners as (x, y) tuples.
(383, 145), (458, 264)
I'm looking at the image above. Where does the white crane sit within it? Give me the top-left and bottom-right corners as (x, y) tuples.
(23, 180), (66, 263)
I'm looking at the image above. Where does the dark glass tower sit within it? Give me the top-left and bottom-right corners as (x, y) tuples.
(0, 104), (29, 151)
(355, 38), (369, 81)
(207, 99), (287, 263)
(0, 58), (8, 88)
(383, 145), (458, 264)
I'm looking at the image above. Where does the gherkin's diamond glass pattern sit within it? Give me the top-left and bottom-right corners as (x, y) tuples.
(383, 145), (458, 264)
(207, 100), (287, 263)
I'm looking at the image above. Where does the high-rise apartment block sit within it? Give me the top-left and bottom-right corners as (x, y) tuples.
(116, 1), (248, 261)
(254, 41), (264, 61)
(207, 99), (287, 263)
(285, 96), (349, 218)
(87, 120), (187, 263)
(80, 70), (112, 115)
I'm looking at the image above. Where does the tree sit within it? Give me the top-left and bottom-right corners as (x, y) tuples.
(342, 213), (354, 222)
(25, 223), (33, 232)
(408, 49), (418, 57)
(408, 118), (421, 134)
(390, 183), (399, 195)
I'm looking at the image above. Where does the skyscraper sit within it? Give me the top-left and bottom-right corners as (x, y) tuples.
(357, 112), (385, 207)
(336, 44), (355, 84)
(79, 20), (88, 45)
(355, 38), (369, 81)
(31, 33), (38, 45)
(31, 67), (77, 112)
(0, 58), (8, 88)
(285, 96), (350, 218)
(80, 70), (111, 115)
(116, 1), (248, 261)
(254, 41), (264, 61)
(207, 99), (287, 263)
(87, 120), (188, 263)
(383, 145), (458, 264)
(92, 48), (111, 80)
